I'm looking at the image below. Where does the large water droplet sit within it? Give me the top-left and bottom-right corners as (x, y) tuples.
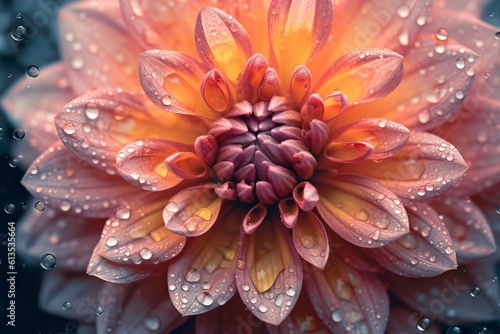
(161, 94), (173, 106)
(274, 293), (284, 307)
(185, 267), (201, 282)
(34, 200), (46, 212)
(196, 292), (214, 306)
(139, 248), (152, 260)
(11, 25), (27, 41)
(85, 103), (100, 120)
(40, 253), (57, 270)
(12, 128), (25, 140)
(62, 301), (73, 311)
(4, 204), (15, 214)
(105, 236), (118, 247)
(286, 287), (296, 297)
(95, 306), (104, 315)
(470, 287), (481, 297)
(25, 65), (40, 79)
(397, 6), (410, 18)
(416, 317), (431, 331)
(436, 28), (448, 41)
(444, 246), (454, 255)
(331, 309), (343, 323)
(257, 304), (268, 313)
(455, 57), (465, 70)
(114, 206), (130, 220)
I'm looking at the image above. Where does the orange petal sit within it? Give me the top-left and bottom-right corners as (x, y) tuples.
(59, 1), (143, 94)
(195, 6), (253, 82)
(167, 204), (242, 316)
(163, 185), (222, 236)
(318, 140), (373, 166)
(166, 152), (208, 179)
(315, 174), (409, 248)
(314, 49), (404, 104)
(288, 65), (312, 108)
(268, 0), (333, 83)
(201, 69), (232, 113)
(236, 217), (303, 325)
(292, 210), (329, 269)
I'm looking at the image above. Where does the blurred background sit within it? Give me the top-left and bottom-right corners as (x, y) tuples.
(0, 0), (499, 333)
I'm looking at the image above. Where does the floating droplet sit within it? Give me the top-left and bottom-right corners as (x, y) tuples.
(470, 287), (481, 297)
(9, 158), (20, 168)
(11, 25), (27, 41)
(34, 200), (46, 212)
(196, 292), (214, 306)
(62, 301), (73, 311)
(139, 248), (152, 260)
(416, 317), (431, 331)
(40, 253), (57, 270)
(13, 128), (25, 140)
(95, 306), (104, 315)
(4, 204), (15, 214)
(143, 316), (160, 331)
(25, 65), (40, 78)
(446, 326), (462, 334)
(16, 13), (22, 19)
(495, 32), (500, 40)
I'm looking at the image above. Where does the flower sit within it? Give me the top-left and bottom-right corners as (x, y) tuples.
(2, 0), (500, 333)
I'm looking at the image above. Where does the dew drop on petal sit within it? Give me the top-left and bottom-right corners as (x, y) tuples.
(13, 128), (25, 140)
(40, 253), (57, 270)
(196, 292), (214, 306)
(241, 284), (250, 292)
(60, 201), (71, 212)
(331, 309), (343, 323)
(455, 57), (465, 70)
(444, 246), (454, 255)
(143, 316), (160, 331)
(71, 57), (85, 70)
(286, 287), (296, 297)
(185, 267), (201, 282)
(11, 25), (27, 41)
(416, 317), (431, 331)
(257, 304), (268, 313)
(455, 90), (464, 100)
(397, 6), (410, 18)
(114, 206), (130, 220)
(95, 306), (104, 315)
(274, 293), (284, 307)
(105, 236), (118, 247)
(470, 287), (480, 297)
(436, 28), (448, 41)
(139, 248), (152, 260)
(62, 301), (73, 311)
(63, 123), (76, 135)
(4, 204), (15, 214)
(84, 103), (100, 120)
(161, 94), (173, 106)
(34, 200), (46, 212)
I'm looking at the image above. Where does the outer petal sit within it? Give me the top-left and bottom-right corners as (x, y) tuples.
(368, 203), (457, 277)
(315, 174), (409, 248)
(268, 0), (333, 83)
(59, 1), (143, 94)
(314, 49), (404, 104)
(163, 184), (222, 236)
(21, 142), (143, 218)
(235, 217), (303, 326)
(116, 138), (192, 191)
(96, 276), (187, 333)
(18, 207), (103, 271)
(292, 210), (329, 269)
(306, 257), (389, 334)
(168, 204), (242, 316)
(94, 192), (186, 266)
(434, 198), (496, 259)
(340, 133), (468, 202)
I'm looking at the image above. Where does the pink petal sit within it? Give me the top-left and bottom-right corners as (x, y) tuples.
(55, 89), (167, 174)
(163, 184), (222, 236)
(328, 232), (383, 273)
(318, 140), (374, 166)
(235, 216), (303, 326)
(368, 203), (457, 277)
(22, 142), (143, 218)
(166, 152), (209, 179)
(236, 54), (270, 103)
(243, 203), (267, 234)
(39, 271), (105, 323)
(315, 174), (409, 248)
(18, 207), (103, 271)
(278, 198), (299, 228)
(389, 261), (500, 323)
(314, 49), (404, 104)
(168, 204), (243, 316)
(195, 6), (253, 82)
(433, 198), (496, 259)
(306, 257), (389, 334)
(1, 62), (74, 157)
(292, 210), (329, 269)
(94, 192), (186, 267)
(200, 69), (232, 112)
(59, 1), (143, 94)
(139, 50), (215, 119)
(96, 275), (187, 333)
(116, 138), (192, 191)
(268, 0), (333, 83)
(437, 0), (485, 17)
(332, 119), (410, 160)
(340, 133), (469, 202)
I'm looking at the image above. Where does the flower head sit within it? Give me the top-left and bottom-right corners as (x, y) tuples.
(3, 0), (500, 332)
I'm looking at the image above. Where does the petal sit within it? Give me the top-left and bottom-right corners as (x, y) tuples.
(306, 257), (389, 334)
(18, 207), (103, 271)
(166, 152), (208, 179)
(168, 204), (242, 315)
(59, 1), (143, 94)
(1, 62), (75, 156)
(315, 174), (409, 248)
(200, 69), (232, 112)
(116, 138), (192, 191)
(22, 142), (143, 218)
(332, 119), (410, 160)
(368, 203), (457, 277)
(351, 34), (479, 131)
(139, 50), (215, 119)
(163, 184), (222, 236)
(268, 0), (333, 83)
(195, 6), (253, 82)
(292, 210), (329, 269)
(314, 49), (404, 104)
(318, 140), (374, 166)
(389, 261), (500, 323)
(328, 232), (383, 273)
(55, 89), (171, 174)
(434, 198), (496, 259)
(235, 217), (303, 325)
(438, 0), (485, 17)
(340, 133), (469, 202)
(94, 192), (186, 266)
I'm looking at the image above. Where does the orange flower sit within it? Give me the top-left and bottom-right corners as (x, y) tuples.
(3, 0), (500, 332)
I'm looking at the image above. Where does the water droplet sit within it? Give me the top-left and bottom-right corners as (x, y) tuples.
(444, 246), (454, 255)
(168, 284), (176, 291)
(416, 317), (430, 331)
(495, 32), (500, 40)
(455, 57), (465, 70)
(40, 253), (57, 270)
(139, 248), (152, 260)
(11, 25), (27, 41)
(416, 15), (426, 26)
(194, 207), (212, 221)
(95, 306), (104, 315)
(63, 123), (76, 135)
(418, 110), (430, 124)
(354, 209), (370, 221)
(165, 202), (178, 213)
(331, 309), (343, 322)
(143, 316), (160, 331)
(60, 201), (71, 212)
(185, 267), (201, 282)
(397, 6), (410, 18)
(71, 57), (85, 70)
(241, 284), (250, 292)
(257, 304), (268, 313)
(16, 13), (22, 19)
(13, 128), (25, 140)
(377, 119), (388, 128)
(4, 204), (15, 214)
(34, 200), (46, 212)
(455, 90), (464, 100)
(8, 158), (20, 168)
(105, 236), (118, 247)
(436, 28), (448, 41)
(370, 230), (381, 241)
(470, 287), (480, 297)
(397, 234), (419, 249)
(274, 293), (284, 307)
(62, 301), (73, 311)
(196, 292), (214, 306)
(85, 103), (100, 120)
(114, 206), (130, 220)
(286, 287), (296, 297)
(25, 65), (40, 78)
(446, 326), (462, 334)
(161, 94), (173, 106)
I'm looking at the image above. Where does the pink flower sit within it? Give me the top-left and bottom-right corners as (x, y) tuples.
(2, 0), (499, 332)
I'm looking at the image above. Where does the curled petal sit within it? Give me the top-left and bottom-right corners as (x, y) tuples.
(323, 90), (349, 121)
(258, 67), (280, 101)
(243, 203), (268, 234)
(166, 152), (208, 179)
(333, 119), (411, 159)
(314, 49), (404, 104)
(315, 174), (409, 248)
(214, 181), (237, 200)
(278, 198), (299, 228)
(22, 142), (142, 218)
(267, 163), (298, 197)
(163, 185), (222, 236)
(293, 181), (319, 212)
(306, 256), (389, 334)
(319, 140), (374, 165)
(116, 138), (191, 191)
(368, 203), (457, 277)
(288, 65), (312, 107)
(195, 6), (253, 82)
(194, 135), (219, 166)
(236, 217), (303, 325)
(201, 69), (232, 113)
(279, 140), (317, 179)
(303, 119), (329, 157)
(236, 54), (269, 103)
(292, 211), (329, 269)
(168, 204), (242, 316)
(301, 94), (325, 122)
